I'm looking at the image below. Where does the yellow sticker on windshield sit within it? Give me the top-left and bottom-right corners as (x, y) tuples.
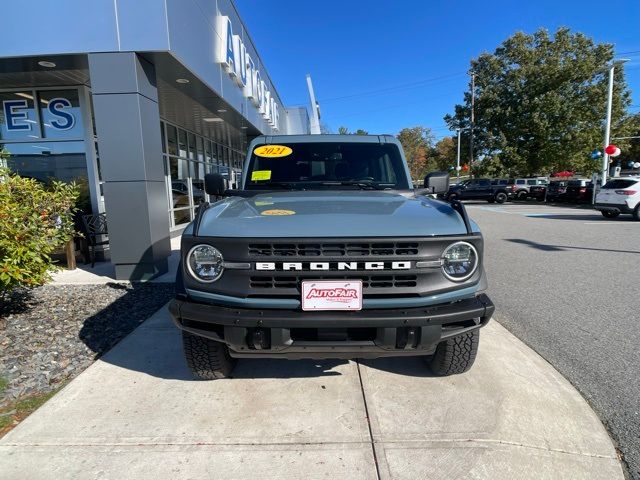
(261, 209), (295, 216)
(251, 170), (272, 181)
(254, 145), (292, 158)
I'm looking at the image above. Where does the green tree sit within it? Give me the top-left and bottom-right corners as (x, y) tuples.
(336, 126), (369, 135)
(397, 126), (436, 180)
(615, 112), (640, 168)
(445, 28), (631, 176)
(432, 136), (458, 171)
(0, 166), (79, 299)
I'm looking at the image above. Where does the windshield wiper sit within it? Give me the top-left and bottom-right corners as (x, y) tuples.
(319, 181), (395, 190)
(252, 182), (306, 190)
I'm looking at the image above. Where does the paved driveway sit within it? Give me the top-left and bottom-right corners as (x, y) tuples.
(466, 202), (640, 478)
(0, 306), (623, 479)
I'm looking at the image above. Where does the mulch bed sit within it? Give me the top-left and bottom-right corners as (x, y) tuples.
(0, 283), (174, 408)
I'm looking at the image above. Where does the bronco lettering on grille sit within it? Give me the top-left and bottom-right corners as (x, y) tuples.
(255, 261), (412, 271)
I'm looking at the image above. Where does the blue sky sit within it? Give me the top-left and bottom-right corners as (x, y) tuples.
(236, 0), (640, 138)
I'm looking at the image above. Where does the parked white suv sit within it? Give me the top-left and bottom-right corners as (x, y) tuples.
(594, 176), (640, 220)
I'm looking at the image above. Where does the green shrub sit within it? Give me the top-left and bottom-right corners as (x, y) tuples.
(0, 166), (79, 298)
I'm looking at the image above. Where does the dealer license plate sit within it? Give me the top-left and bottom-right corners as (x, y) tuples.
(301, 280), (363, 311)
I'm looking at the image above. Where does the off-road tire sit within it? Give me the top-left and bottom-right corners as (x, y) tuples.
(182, 331), (237, 379)
(494, 192), (507, 204)
(633, 204), (640, 221)
(601, 211), (620, 219)
(516, 190), (527, 200)
(425, 330), (479, 376)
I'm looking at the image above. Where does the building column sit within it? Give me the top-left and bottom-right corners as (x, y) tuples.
(88, 52), (170, 280)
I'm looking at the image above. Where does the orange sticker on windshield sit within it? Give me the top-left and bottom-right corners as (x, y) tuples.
(254, 145), (292, 158)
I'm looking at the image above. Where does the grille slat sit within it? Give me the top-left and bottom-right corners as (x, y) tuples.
(248, 242), (419, 258)
(250, 275), (418, 291)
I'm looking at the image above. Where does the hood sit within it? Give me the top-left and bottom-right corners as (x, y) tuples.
(193, 191), (472, 238)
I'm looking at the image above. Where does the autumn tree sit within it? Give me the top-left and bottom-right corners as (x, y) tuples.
(433, 136), (458, 171)
(445, 28), (632, 176)
(397, 126), (435, 180)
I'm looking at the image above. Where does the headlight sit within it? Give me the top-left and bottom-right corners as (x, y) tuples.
(187, 244), (224, 282)
(441, 242), (478, 282)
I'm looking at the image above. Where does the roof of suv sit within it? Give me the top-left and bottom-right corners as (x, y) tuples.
(254, 134), (398, 144)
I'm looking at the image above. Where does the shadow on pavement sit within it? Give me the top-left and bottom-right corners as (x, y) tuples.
(524, 214), (636, 221)
(78, 282), (174, 358)
(358, 356), (436, 378)
(86, 293), (350, 381)
(506, 238), (640, 254)
(231, 359), (347, 379)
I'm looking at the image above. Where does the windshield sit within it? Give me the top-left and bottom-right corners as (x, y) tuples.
(244, 142), (410, 190)
(603, 179), (637, 189)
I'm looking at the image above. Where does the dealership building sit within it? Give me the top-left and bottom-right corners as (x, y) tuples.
(0, 0), (310, 279)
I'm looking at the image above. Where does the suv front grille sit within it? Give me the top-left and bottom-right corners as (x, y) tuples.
(248, 242), (419, 258)
(250, 274), (418, 290)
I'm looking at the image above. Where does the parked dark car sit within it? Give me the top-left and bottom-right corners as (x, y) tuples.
(528, 185), (547, 201)
(443, 178), (509, 204)
(546, 181), (568, 202)
(565, 179), (596, 204)
(506, 178), (547, 200)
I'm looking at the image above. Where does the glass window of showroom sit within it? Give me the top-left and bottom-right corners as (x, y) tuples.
(0, 88), (94, 213)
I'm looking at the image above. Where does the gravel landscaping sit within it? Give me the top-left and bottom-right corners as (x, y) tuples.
(0, 283), (174, 408)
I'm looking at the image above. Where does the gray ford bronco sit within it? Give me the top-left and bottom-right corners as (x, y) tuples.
(169, 135), (494, 379)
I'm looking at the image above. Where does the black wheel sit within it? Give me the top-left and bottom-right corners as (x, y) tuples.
(601, 211), (620, 219)
(425, 330), (480, 376)
(448, 194), (458, 202)
(633, 204), (640, 221)
(182, 331), (237, 380)
(517, 190), (527, 200)
(494, 192), (507, 204)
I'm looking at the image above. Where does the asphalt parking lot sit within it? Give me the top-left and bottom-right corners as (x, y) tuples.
(466, 201), (640, 479)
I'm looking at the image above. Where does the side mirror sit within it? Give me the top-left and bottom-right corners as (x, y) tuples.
(423, 171), (450, 195)
(204, 173), (226, 196)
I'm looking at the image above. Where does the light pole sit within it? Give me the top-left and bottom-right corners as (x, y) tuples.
(468, 71), (476, 174)
(306, 74), (321, 135)
(456, 128), (461, 181)
(601, 59), (629, 186)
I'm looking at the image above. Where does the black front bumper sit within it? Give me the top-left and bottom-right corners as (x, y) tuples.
(169, 294), (495, 359)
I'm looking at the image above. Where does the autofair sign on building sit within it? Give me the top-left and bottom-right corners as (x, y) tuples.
(216, 15), (280, 131)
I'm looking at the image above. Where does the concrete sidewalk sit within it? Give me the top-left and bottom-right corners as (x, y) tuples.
(0, 308), (623, 479)
(50, 236), (182, 285)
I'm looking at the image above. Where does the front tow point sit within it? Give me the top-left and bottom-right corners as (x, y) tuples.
(249, 328), (270, 350)
(397, 327), (419, 349)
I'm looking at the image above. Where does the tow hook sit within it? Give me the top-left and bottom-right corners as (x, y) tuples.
(249, 328), (270, 350)
(397, 327), (419, 349)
